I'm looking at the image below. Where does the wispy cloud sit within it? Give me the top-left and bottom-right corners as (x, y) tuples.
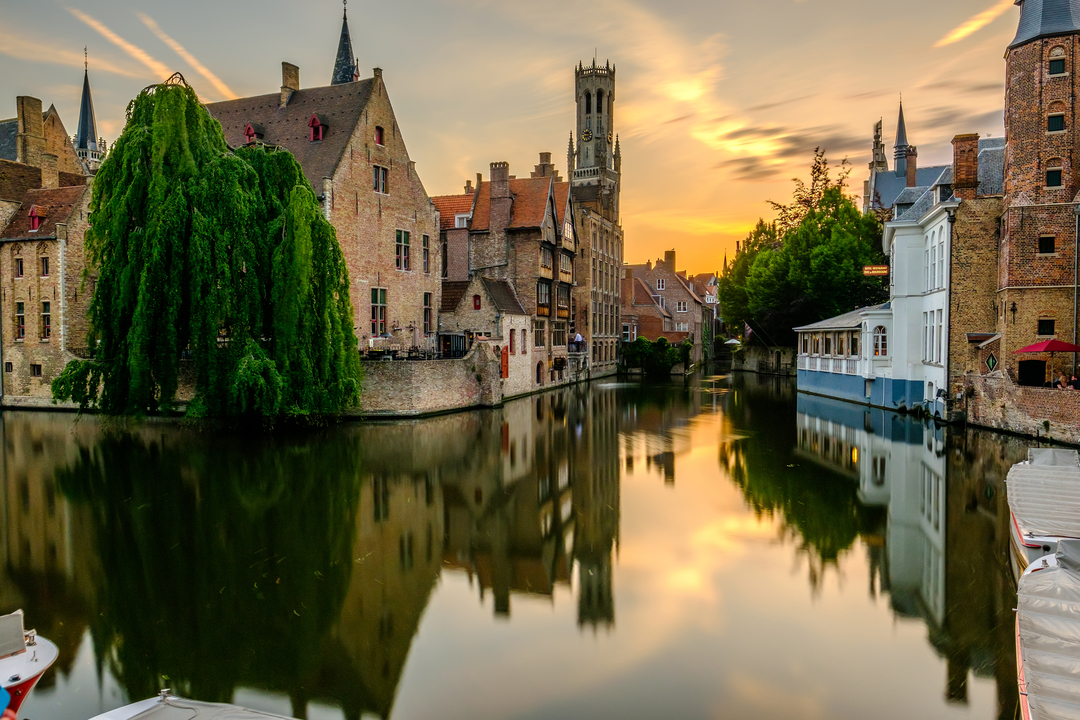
(0, 25), (141, 78)
(137, 13), (237, 100)
(934, 0), (1015, 47)
(67, 7), (172, 82)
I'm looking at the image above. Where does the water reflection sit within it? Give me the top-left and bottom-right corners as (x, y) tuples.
(0, 375), (1036, 719)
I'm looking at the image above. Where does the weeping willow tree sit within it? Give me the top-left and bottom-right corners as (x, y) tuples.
(52, 76), (361, 417)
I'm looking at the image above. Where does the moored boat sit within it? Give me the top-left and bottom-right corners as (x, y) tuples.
(88, 690), (299, 720)
(1016, 539), (1080, 720)
(1006, 448), (1080, 581)
(0, 610), (59, 717)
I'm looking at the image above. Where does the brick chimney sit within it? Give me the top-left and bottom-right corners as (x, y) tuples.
(465, 179), (473, 194)
(280, 62), (299, 108)
(952, 134), (980, 200)
(905, 146), (918, 188)
(625, 266), (634, 284)
(489, 161), (512, 234)
(15, 96), (45, 167)
(40, 153), (58, 190)
(664, 249), (676, 270)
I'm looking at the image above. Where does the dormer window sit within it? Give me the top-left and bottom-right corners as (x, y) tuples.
(243, 122), (265, 144)
(28, 206), (42, 232)
(375, 126), (384, 145)
(309, 114), (328, 142)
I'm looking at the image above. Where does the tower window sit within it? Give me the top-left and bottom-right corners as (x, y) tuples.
(14, 258), (22, 278)
(375, 126), (384, 145)
(1049, 114), (1066, 132)
(1039, 235), (1056, 254)
(597, 89), (604, 116)
(1047, 165), (1064, 188)
(1050, 59), (1067, 75)
(585, 91), (592, 115)
(1039, 318), (1056, 336)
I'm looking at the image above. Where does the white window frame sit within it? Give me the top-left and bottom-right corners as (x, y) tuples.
(656, 278), (666, 291)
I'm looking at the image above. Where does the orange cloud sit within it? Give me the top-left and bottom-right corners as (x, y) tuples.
(137, 13), (237, 100)
(67, 7), (172, 83)
(935, 0), (1015, 47)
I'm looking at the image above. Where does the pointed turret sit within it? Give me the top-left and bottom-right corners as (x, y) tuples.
(614, 134), (621, 174)
(894, 100), (909, 178)
(331, 2), (357, 85)
(75, 51), (101, 169)
(567, 132), (576, 175)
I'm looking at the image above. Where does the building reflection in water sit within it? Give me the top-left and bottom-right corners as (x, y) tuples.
(788, 390), (1025, 719)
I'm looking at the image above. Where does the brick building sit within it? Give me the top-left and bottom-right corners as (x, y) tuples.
(569, 60), (623, 375)
(0, 92), (95, 403)
(432, 160), (579, 390)
(621, 250), (705, 362)
(205, 7), (440, 355)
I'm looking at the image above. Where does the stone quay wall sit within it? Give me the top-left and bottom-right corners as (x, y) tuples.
(732, 346), (797, 376)
(359, 339), (502, 417)
(965, 370), (1080, 443)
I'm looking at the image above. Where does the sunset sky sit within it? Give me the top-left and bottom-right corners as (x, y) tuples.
(0, 0), (1016, 274)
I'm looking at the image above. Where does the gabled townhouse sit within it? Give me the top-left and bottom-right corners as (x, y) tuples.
(432, 159), (580, 393)
(205, 7), (441, 355)
(621, 250), (705, 363)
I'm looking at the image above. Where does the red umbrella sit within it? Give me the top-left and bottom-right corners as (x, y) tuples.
(1015, 339), (1080, 383)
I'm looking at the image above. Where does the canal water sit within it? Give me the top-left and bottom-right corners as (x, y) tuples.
(3, 372), (1031, 720)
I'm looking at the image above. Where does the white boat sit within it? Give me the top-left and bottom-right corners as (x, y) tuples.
(0, 609), (59, 716)
(1007, 448), (1080, 581)
(88, 690), (299, 720)
(1016, 539), (1080, 720)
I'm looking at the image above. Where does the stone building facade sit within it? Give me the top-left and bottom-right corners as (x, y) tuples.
(205, 9), (440, 355)
(569, 60), (623, 375)
(0, 93), (94, 405)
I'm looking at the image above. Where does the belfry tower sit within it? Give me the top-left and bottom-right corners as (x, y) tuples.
(570, 59), (620, 221)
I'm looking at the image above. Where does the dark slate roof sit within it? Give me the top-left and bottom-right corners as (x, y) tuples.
(874, 165), (950, 209)
(978, 143), (1005, 195)
(205, 79), (374, 197)
(894, 102), (908, 150)
(0, 118), (16, 162)
(1010, 0), (1080, 48)
(895, 187), (936, 221)
(440, 280), (470, 313)
(76, 70), (98, 153)
(480, 277), (526, 315)
(793, 302), (890, 332)
(332, 9), (357, 85)
(0, 185), (87, 240)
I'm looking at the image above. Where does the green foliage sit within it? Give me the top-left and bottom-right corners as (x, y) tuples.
(717, 219), (777, 335)
(717, 150), (886, 347)
(622, 337), (691, 377)
(52, 80), (361, 417)
(746, 187), (886, 345)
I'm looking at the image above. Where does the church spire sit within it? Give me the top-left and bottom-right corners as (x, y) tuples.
(331, 0), (357, 85)
(76, 48), (101, 167)
(893, 98), (909, 178)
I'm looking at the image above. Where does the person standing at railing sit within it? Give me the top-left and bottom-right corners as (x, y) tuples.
(574, 333), (583, 352)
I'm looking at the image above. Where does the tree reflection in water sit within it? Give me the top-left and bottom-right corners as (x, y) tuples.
(56, 429), (361, 713)
(719, 374), (883, 590)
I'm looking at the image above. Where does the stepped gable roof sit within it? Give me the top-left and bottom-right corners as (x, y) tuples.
(431, 193), (475, 231)
(793, 302), (890, 332)
(0, 160), (42, 202)
(0, 119), (15, 161)
(205, 79), (374, 197)
(76, 69), (98, 153)
(1010, 0), (1080, 48)
(440, 280), (471, 313)
(0, 185), (87, 240)
(469, 176), (553, 232)
(480, 277), (526, 315)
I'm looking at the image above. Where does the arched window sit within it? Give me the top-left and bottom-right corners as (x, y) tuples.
(584, 91), (592, 115)
(597, 89), (604, 116)
(873, 326), (888, 356)
(536, 361), (544, 385)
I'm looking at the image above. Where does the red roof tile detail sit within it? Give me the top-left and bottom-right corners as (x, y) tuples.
(431, 193), (475, 231)
(1, 185), (87, 240)
(470, 177), (553, 232)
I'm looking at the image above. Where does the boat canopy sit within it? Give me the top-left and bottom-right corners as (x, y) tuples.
(0, 610), (24, 660)
(1008, 450), (1080, 538)
(89, 694), (299, 720)
(1018, 539), (1080, 719)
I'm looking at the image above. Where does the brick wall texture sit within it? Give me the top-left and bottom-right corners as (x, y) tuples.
(968, 370), (1080, 443)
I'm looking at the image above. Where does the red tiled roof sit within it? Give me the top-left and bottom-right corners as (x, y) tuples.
(1, 185), (87, 240)
(205, 80), (375, 197)
(471, 176), (553, 232)
(431, 193), (475, 231)
(553, 181), (570, 226)
(440, 280), (471, 313)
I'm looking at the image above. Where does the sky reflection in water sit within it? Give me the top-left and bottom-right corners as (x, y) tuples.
(3, 373), (1028, 720)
